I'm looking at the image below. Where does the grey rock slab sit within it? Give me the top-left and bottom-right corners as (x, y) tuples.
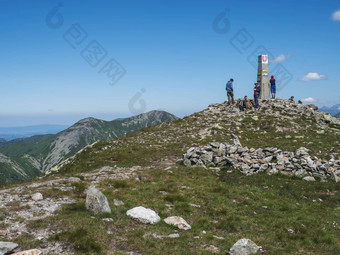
(85, 186), (111, 214)
(126, 206), (160, 224)
(0, 241), (18, 255)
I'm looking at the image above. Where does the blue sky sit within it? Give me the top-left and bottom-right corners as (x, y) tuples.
(0, 0), (339, 126)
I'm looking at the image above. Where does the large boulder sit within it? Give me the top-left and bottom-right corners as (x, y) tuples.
(229, 238), (260, 255)
(0, 241), (18, 255)
(85, 186), (111, 214)
(164, 216), (191, 230)
(126, 206), (160, 224)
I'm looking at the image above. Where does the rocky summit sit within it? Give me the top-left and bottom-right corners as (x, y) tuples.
(0, 99), (339, 254)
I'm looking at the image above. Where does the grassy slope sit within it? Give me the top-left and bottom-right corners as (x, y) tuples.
(23, 166), (340, 254)
(6, 102), (340, 254)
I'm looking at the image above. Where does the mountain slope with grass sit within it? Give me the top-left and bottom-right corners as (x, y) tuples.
(0, 110), (177, 184)
(0, 99), (339, 255)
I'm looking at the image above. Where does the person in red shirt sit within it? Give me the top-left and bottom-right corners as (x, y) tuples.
(270, 76), (276, 99)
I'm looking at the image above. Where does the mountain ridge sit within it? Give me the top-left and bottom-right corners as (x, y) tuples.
(0, 110), (177, 184)
(319, 103), (340, 116)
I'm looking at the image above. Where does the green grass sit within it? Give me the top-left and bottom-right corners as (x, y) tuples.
(25, 166), (340, 254)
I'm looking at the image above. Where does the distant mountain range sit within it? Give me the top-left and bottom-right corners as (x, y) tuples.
(0, 111), (177, 184)
(335, 112), (340, 118)
(0, 124), (69, 141)
(319, 104), (340, 116)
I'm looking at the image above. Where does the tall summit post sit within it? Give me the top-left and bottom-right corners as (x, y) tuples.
(257, 55), (270, 99)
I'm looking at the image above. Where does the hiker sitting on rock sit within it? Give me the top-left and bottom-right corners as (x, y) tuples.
(238, 96), (252, 111)
(289, 96), (295, 103)
(254, 83), (261, 108)
(226, 78), (235, 105)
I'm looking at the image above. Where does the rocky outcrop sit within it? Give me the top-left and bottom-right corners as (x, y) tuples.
(85, 186), (111, 214)
(183, 140), (340, 179)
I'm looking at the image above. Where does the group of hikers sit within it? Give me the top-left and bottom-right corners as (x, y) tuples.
(225, 76), (299, 110)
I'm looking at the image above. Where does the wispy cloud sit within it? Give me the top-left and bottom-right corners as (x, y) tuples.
(332, 9), (340, 21)
(301, 97), (317, 103)
(299, 72), (327, 81)
(270, 54), (290, 63)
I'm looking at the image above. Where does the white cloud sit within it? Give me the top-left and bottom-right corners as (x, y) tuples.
(331, 9), (340, 21)
(270, 54), (290, 63)
(301, 97), (317, 103)
(338, 107), (340, 110)
(299, 72), (327, 81)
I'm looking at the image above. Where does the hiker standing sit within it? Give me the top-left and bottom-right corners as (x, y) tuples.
(254, 83), (261, 108)
(226, 78), (235, 105)
(270, 75), (276, 99)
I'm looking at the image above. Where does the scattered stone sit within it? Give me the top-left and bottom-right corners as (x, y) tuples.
(101, 218), (113, 222)
(68, 177), (81, 182)
(189, 203), (201, 208)
(113, 199), (124, 206)
(287, 228), (295, 234)
(85, 186), (111, 214)
(229, 238), (260, 255)
(31, 193), (43, 201)
(126, 206), (160, 224)
(164, 216), (191, 230)
(203, 244), (220, 253)
(12, 249), (42, 255)
(0, 241), (18, 255)
(303, 176), (315, 182)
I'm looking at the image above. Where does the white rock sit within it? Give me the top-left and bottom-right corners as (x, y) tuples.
(229, 238), (260, 255)
(31, 193), (43, 201)
(164, 216), (191, 230)
(303, 176), (316, 182)
(85, 186), (111, 214)
(126, 206), (160, 224)
(0, 241), (18, 255)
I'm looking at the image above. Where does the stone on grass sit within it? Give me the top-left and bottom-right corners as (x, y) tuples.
(31, 193), (43, 201)
(85, 186), (111, 214)
(114, 199), (124, 206)
(0, 241), (18, 255)
(303, 176), (316, 182)
(126, 206), (160, 224)
(164, 216), (191, 230)
(12, 249), (42, 255)
(229, 238), (260, 255)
